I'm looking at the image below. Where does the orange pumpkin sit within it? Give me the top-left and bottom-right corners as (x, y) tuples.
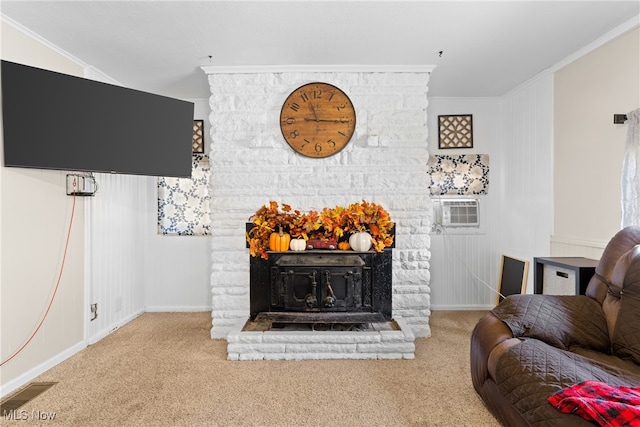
(269, 227), (291, 252)
(338, 241), (351, 251)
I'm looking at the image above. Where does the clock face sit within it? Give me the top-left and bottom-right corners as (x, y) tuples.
(279, 82), (356, 158)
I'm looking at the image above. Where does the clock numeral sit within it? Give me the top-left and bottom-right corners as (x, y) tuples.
(328, 91), (336, 101)
(300, 92), (309, 103)
(289, 130), (299, 139)
(290, 102), (300, 112)
(285, 117), (296, 125)
(337, 131), (346, 137)
(340, 117), (351, 123)
(315, 143), (323, 153)
(313, 89), (322, 99)
(301, 139), (310, 148)
(327, 139), (336, 148)
(335, 102), (347, 111)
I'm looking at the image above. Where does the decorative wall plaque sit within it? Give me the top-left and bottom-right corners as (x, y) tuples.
(438, 115), (473, 149)
(192, 120), (204, 153)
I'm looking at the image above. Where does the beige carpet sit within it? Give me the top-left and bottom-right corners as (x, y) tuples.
(3, 311), (499, 427)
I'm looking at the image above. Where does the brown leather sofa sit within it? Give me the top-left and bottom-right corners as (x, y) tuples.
(471, 227), (640, 426)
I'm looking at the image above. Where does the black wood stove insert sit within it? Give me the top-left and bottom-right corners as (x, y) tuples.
(249, 249), (392, 323)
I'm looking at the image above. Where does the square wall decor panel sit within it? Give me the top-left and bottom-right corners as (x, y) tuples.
(438, 114), (473, 149)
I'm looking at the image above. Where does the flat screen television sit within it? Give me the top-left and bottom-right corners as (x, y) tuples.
(1, 60), (194, 178)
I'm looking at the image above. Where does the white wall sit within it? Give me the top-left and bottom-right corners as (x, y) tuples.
(553, 27), (640, 257)
(427, 98), (501, 308)
(143, 99), (212, 312)
(85, 173), (150, 343)
(499, 74), (555, 268)
(0, 18), (213, 397)
(1, 20), (86, 395)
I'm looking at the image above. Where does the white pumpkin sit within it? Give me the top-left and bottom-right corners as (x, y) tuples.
(349, 231), (372, 252)
(289, 238), (306, 251)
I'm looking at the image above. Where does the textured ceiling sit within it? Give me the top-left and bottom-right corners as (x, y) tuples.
(1, 1), (638, 99)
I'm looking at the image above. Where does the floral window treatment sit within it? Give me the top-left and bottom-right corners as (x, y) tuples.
(622, 108), (640, 228)
(427, 154), (489, 195)
(158, 154), (211, 236)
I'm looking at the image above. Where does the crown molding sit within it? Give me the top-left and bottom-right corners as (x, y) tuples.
(549, 14), (640, 74)
(1, 14), (88, 68)
(201, 64), (436, 75)
(1, 13), (122, 85)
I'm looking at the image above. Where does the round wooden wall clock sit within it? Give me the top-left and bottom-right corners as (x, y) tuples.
(279, 82), (356, 158)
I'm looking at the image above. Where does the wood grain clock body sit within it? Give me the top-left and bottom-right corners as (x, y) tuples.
(279, 82), (356, 158)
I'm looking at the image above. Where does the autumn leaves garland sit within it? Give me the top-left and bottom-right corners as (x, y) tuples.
(246, 200), (395, 259)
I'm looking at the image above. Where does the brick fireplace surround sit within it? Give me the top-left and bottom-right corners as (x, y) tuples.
(203, 68), (433, 360)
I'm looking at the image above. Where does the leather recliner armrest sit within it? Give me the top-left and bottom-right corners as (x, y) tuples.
(470, 312), (516, 393)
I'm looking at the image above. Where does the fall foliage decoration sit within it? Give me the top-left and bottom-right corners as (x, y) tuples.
(247, 200), (394, 259)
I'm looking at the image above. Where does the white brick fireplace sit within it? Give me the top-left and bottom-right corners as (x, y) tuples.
(203, 67), (433, 357)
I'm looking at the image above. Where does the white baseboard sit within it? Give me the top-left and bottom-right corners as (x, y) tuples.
(0, 340), (87, 398)
(87, 309), (144, 345)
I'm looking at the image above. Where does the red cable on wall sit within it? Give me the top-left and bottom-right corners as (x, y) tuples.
(1, 192), (77, 367)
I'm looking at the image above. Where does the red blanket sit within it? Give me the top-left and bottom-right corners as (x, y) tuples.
(548, 381), (640, 426)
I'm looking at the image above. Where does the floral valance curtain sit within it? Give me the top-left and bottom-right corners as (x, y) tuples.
(622, 108), (640, 228)
(427, 154), (489, 195)
(157, 154), (211, 236)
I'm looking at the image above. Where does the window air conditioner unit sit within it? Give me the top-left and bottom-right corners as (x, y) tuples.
(436, 198), (480, 227)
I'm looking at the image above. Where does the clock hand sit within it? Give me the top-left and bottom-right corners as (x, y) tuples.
(309, 103), (319, 121)
(304, 118), (339, 123)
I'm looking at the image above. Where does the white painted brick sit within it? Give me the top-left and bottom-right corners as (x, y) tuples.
(228, 343), (286, 353)
(377, 353), (406, 360)
(212, 309), (249, 320)
(207, 70), (432, 341)
(394, 293), (430, 311)
(211, 327), (233, 339)
(231, 332), (264, 344)
(211, 271), (250, 287)
(285, 343), (357, 353)
(379, 331), (410, 343)
(238, 353), (267, 361)
(264, 331), (381, 344)
(395, 269), (430, 284)
(394, 317), (416, 341)
(212, 294), (248, 311)
(409, 324), (431, 338)
(357, 342), (415, 353)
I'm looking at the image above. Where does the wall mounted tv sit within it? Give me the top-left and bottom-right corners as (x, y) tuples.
(1, 60), (194, 178)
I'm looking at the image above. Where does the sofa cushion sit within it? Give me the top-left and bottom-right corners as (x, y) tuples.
(491, 294), (609, 352)
(496, 339), (640, 426)
(612, 254), (640, 365)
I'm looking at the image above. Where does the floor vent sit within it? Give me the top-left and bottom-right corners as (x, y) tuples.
(0, 382), (57, 413)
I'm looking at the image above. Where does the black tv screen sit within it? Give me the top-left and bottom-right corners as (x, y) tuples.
(1, 60), (194, 177)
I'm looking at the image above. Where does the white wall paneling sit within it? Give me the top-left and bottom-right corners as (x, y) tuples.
(428, 79), (553, 307)
(86, 173), (148, 343)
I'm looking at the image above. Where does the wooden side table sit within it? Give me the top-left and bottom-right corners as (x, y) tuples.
(534, 257), (599, 295)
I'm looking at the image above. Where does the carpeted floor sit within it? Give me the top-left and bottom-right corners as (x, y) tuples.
(2, 311), (499, 426)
